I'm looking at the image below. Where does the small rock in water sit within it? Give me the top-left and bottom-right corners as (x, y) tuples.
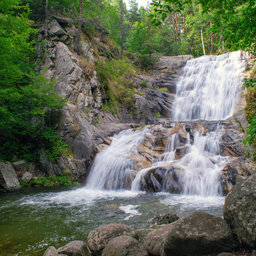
(147, 213), (179, 227)
(57, 240), (88, 256)
(43, 246), (58, 256)
(102, 235), (148, 256)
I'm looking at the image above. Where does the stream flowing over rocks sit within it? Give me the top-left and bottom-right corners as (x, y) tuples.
(0, 18), (255, 256)
(39, 30), (256, 255)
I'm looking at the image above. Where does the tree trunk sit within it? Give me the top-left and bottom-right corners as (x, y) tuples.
(201, 28), (206, 55)
(210, 22), (214, 54)
(74, 0), (83, 53)
(44, 0), (48, 39)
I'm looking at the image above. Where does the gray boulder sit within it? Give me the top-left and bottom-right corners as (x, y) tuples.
(161, 211), (236, 256)
(57, 240), (88, 256)
(0, 161), (21, 191)
(43, 246), (58, 256)
(87, 224), (133, 255)
(223, 174), (256, 249)
(102, 235), (148, 256)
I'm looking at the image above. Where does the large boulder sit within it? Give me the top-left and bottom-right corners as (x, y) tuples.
(0, 161), (21, 191)
(143, 211), (236, 256)
(223, 174), (256, 249)
(161, 211), (236, 256)
(87, 224), (133, 255)
(57, 240), (88, 256)
(102, 235), (148, 256)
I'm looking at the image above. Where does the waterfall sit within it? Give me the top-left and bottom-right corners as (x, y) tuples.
(85, 128), (150, 190)
(85, 51), (247, 196)
(172, 51), (247, 121)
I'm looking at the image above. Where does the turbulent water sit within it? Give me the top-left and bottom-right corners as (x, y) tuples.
(0, 51), (248, 256)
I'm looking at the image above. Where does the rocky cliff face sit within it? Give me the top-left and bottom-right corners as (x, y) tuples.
(35, 18), (188, 182)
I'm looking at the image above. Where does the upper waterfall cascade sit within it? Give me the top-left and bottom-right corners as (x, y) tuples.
(85, 51), (247, 196)
(172, 51), (247, 121)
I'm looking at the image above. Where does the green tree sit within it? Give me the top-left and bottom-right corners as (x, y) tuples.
(0, 0), (65, 162)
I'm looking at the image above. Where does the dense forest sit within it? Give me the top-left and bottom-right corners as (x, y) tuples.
(0, 0), (255, 163)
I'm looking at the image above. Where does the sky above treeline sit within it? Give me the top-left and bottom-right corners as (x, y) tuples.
(124, 0), (150, 8)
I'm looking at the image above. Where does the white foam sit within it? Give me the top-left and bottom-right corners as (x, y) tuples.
(119, 204), (141, 220)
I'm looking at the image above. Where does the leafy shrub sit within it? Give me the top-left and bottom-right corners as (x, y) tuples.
(96, 58), (136, 113)
(20, 176), (79, 188)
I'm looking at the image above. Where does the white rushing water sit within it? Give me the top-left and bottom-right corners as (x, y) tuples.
(85, 128), (150, 190)
(85, 51), (247, 197)
(172, 51), (247, 121)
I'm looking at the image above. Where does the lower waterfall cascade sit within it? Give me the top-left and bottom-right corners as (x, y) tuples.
(85, 51), (248, 197)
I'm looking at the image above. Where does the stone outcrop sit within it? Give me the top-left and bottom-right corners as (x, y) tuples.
(0, 161), (21, 191)
(223, 174), (256, 249)
(155, 55), (193, 72)
(87, 224), (133, 255)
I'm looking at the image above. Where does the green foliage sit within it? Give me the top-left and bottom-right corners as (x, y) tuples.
(158, 87), (169, 92)
(154, 112), (162, 118)
(151, 0), (256, 56)
(0, 1), (66, 162)
(96, 58), (136, 113)
(0, 0), (36, 87)
(20, 176), (78, 188)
